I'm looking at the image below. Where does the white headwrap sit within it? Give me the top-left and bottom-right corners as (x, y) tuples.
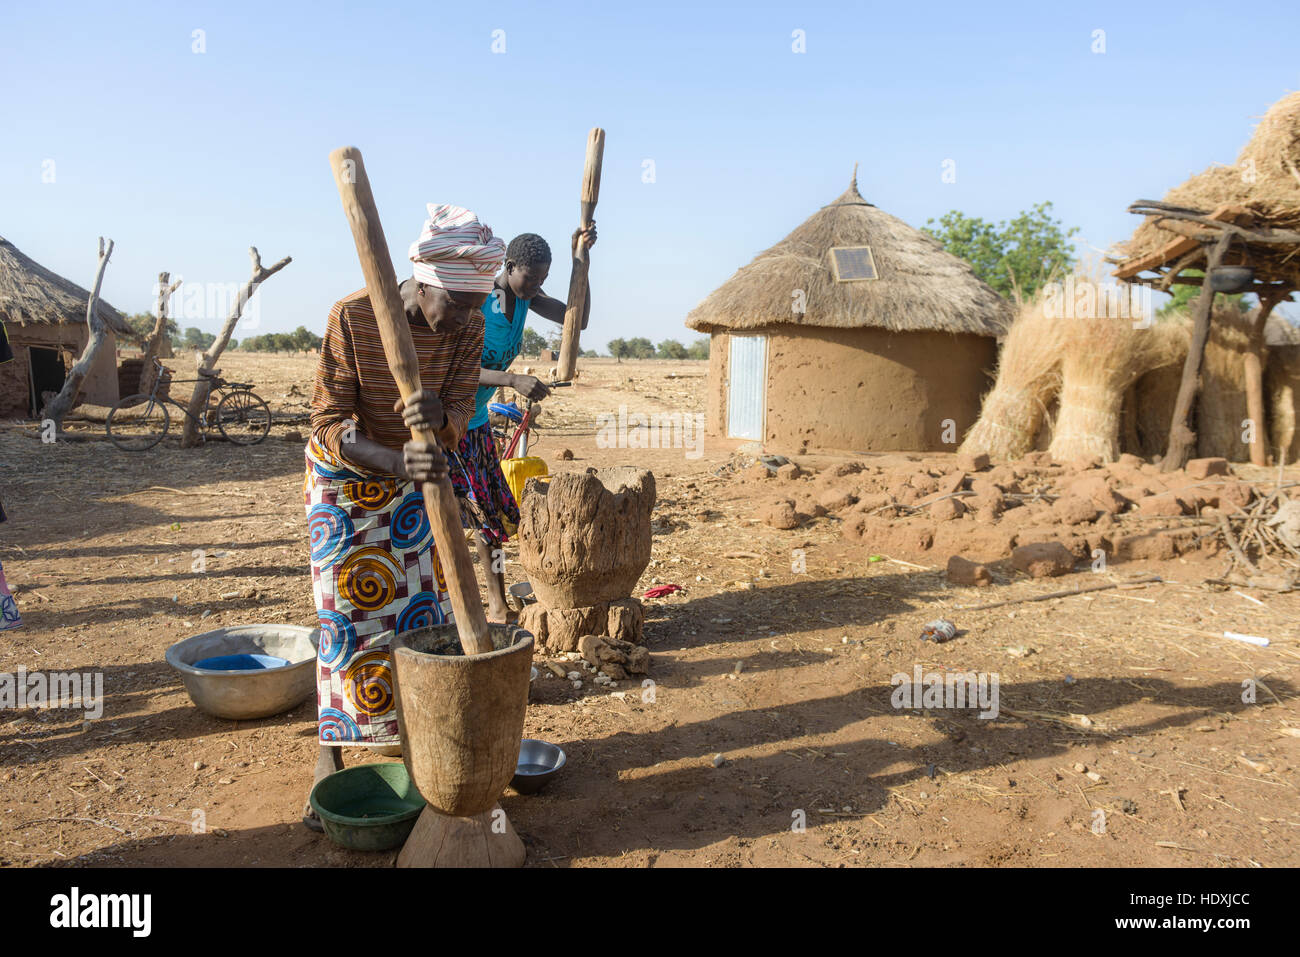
(408, 204), (506, 293)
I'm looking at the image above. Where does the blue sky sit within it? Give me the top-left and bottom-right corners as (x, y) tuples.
(2, 0), (1298, 346)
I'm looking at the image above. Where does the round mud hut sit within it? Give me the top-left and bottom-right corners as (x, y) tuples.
(0, 235), (131, 418)
(685, 175), (1011, 454)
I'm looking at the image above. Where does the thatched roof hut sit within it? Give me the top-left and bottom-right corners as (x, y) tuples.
(685, 174), (1012, 453)
(0, 235), (130, 417)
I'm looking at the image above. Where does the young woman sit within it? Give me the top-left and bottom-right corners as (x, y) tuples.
(303, 203), (505, 829)
(449, 226), (595, 621)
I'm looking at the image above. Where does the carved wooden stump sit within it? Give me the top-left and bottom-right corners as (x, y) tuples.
(517, 468), (655, 655)
(390, 623), (533, 867)
(518, 467), (656, 609)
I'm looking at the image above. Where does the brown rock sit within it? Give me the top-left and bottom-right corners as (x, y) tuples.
(936, 471), (968, 495)
(1117, 453), (1144, 468)
(578, 634), (650, 681)
(1011, 541), (1075, 578)
(956, 451), (991, 472)
(1071, 455), (1103, 471)
(1187, 457), (1230, 480)
(775, 462), (801, 481)
(1138, 494), (1187, 517)
(908, 473), (939, 495)
(946, 555), (992, 586)
(1217, 481), (1254, 510)
(759, 500), (801, 529)
(518, 467), (655, 609)
(930, 497), (967, 521)
(744, 463), (773, 481)
(1052, 495), (1098, 526)
(818, 487), (858, 512)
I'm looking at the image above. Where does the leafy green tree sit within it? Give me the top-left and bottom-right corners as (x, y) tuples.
(521, 327), (547, 356)
(687, 337), (710, 360)
(607, 337), (628, 359)
(626, 337), (656, 359)
(657, 339), (688, 359)
(182, 326), (208, 349)
(924, 201), (1078, 300)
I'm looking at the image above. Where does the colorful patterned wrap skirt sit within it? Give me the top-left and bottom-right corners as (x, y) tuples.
(304, 436), (453, 746)
(449, 421), (520, 546)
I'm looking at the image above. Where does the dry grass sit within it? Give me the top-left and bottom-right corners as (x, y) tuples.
(959, 293), (1065, 460)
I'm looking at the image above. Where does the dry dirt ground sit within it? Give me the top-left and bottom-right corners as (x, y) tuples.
(1, 355), (1298, 868)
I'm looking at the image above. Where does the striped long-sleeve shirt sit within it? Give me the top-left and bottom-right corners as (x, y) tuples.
(310, 287), (483, 472)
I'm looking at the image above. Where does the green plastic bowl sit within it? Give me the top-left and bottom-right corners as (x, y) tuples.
(309, 762), (425, 851)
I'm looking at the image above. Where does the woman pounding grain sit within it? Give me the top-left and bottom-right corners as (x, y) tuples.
(449, 227), (595, 621)
(302, 204), (505, 829)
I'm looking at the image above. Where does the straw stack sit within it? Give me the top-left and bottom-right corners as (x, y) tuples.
(1048, 304), (1187, 462)
(959, 294), (1065, 460)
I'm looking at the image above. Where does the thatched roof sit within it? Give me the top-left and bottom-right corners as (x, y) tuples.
(685, 176), (1012, 336)
(1113, 92), (1300, 287)
(0, 235), (131, 336)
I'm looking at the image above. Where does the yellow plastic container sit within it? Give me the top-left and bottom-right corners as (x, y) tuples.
(500, 456), (549, 507)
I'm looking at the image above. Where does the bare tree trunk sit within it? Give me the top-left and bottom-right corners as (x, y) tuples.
(43, 237), (114, 431)
(1161, 233), (1230, 471)
(180, 246), (291, 447)
(139, 271), (183, 397)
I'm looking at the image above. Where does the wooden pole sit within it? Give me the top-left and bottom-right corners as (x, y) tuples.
(1243, 294), (1280, 466)
(1160, 232), (1231, 471)
(556, 127), (604, 381)
(328, 145), (493, 657)
(43, 237), (114, 430)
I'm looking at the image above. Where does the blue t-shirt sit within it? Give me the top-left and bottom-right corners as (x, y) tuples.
(468, 288), (531, 429)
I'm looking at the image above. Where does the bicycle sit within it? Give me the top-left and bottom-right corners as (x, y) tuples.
(106, 358), (272, 451)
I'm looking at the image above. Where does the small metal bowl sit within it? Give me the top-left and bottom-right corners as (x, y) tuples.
(508, 581), (536, 606)
(1208, 265), (1255, 293)
(166, 624), (318, 720)
(510, 738), (566, 795)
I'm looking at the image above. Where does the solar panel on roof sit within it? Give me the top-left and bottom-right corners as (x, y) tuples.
(829, 246), (878, 282)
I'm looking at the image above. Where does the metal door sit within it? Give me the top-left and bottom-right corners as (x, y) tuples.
(727, 334), (767, 440)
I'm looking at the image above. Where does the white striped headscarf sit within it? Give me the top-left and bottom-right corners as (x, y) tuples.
(408, 204), (506, 293)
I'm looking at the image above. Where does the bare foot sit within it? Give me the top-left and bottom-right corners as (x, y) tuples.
(303, 744), (344, 832)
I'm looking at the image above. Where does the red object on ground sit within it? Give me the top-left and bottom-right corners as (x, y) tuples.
(643, 584), (683, 599)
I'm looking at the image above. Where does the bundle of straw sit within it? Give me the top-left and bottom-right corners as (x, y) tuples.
(1048, 280), (1187, 462)
(1131, 313), (1190, 458)
(959, 294), (1065, 460)
(1197, 306), (1261, 460)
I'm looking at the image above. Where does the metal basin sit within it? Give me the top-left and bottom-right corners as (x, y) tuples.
(166, 624), (318, 720)
(510, 738), (566, 795)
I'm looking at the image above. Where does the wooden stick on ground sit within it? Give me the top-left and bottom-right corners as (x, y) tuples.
(328, 145), (492, 657)
(955, 574), (1163, 612)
